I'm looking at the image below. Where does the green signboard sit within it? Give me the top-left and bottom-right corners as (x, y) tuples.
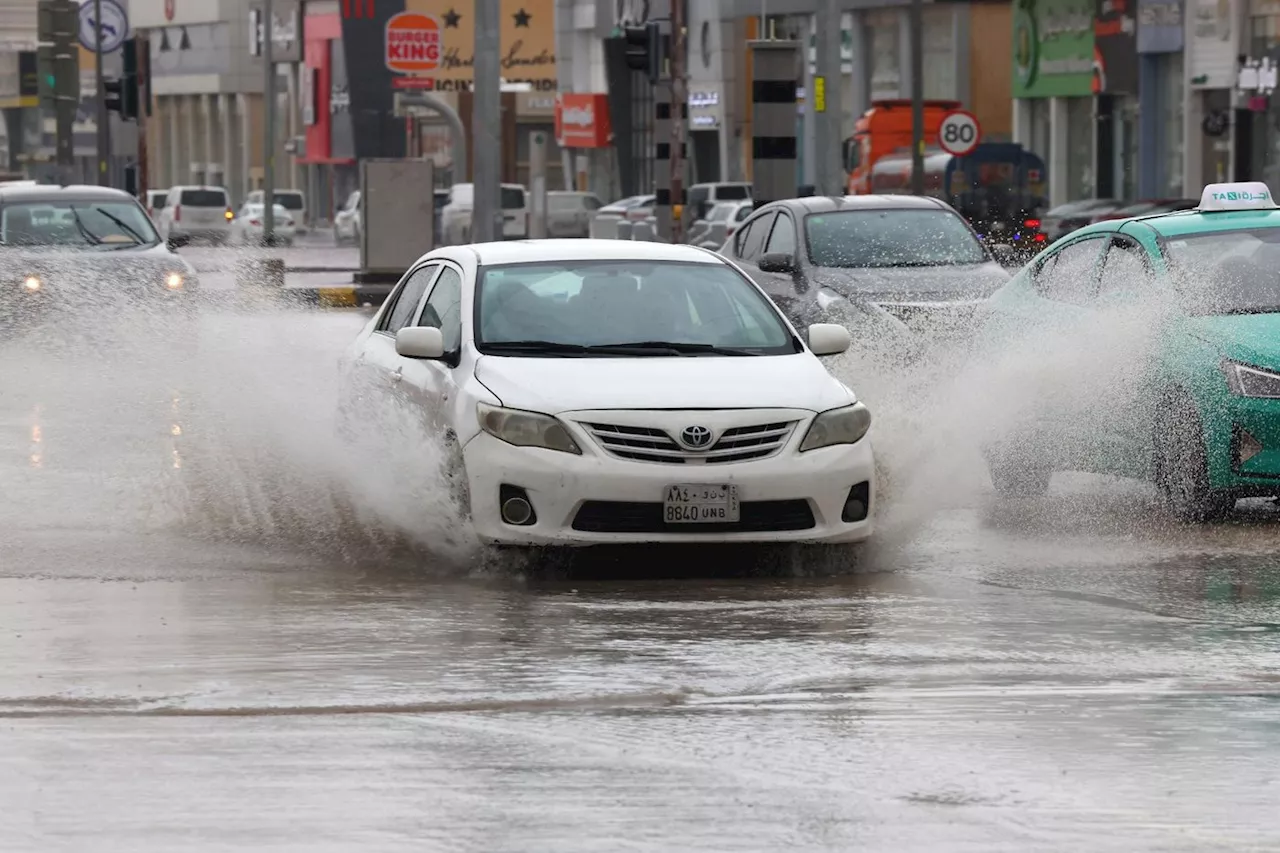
(1012, 0), (1096, 98)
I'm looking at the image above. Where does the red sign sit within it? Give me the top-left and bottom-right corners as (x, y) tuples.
(385, 12), (440, 73)
(342, 0), (374, 18)
(555, 93), (611, 148)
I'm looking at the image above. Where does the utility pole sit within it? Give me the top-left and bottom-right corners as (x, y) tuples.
(263, 0), (276, 242)
(93, 0), (110, 185)
(813, 0), (842, 195)
(472, 0), (501, 243)
(669, 0), (687, 244)
(909, 0), (924, 195)
(137, 32), (148, 198)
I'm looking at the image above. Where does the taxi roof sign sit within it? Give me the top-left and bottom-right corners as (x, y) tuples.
(1198, 182), (1279, 211)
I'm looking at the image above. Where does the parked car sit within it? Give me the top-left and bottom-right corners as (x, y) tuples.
(687, 182), (753, 222)
(721, 195), (1011, 342)
(334, 190), (361, 246)
(687, 200), (752, 247)
(230, 202), (296, 246)
(441, 183), (530, 245)
(156, 185), (233, 246)
(546, 191), (604, 238)
(142, 189), (169, 222)
(589, 194), (656, 239)
(335, 239), (875, 557)
(246, 189), (308, 233)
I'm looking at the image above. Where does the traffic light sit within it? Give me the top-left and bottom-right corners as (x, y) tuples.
(103, 77), (123, 114)
(645, 21), (662, 84)
(623, 26), (649, 72)
(36, 0), (79, 107)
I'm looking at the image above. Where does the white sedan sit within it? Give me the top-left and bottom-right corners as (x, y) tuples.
(337, 240), (876, 551)
(230, 202), (296, 246)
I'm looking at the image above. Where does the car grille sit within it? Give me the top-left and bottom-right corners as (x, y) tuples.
(583, 421), (797, 464)
(572, 499), (816, 533)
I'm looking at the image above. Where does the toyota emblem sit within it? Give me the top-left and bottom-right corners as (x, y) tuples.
(679, 425), (713, 449)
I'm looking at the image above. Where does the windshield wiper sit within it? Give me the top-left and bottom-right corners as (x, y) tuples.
(67, 207), (102, 245)
(480, 340), (760, 356)
(91, 207), (147, 246)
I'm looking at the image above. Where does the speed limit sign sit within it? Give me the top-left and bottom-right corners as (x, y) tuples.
(938, 110), (981, 156)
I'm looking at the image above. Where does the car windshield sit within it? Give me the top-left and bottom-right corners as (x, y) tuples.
(716, 184), (751, 200)
(501, 188), (526, 209)
(476, 260), (799, 355)
(1162, 227), (1280, 315)
(0, 200), (159, 248)
(273, 192), (304, 210)
(179, 189), (227, 207)
(804, 209), (988, 268)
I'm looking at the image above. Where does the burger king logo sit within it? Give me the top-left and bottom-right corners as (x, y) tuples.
(385, 12), (442, 73)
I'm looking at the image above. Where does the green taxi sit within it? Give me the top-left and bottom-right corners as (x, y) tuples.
(980, 182), (1280, 521)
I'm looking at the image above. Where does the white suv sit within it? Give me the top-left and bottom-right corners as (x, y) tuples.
(337, 240), (876, 554)
(156, 185), (233, 245)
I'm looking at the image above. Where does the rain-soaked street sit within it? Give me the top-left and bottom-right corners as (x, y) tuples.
(4, 301), (1280, 851)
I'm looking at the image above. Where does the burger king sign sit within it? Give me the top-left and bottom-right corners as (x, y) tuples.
(385, 12), (441, 73)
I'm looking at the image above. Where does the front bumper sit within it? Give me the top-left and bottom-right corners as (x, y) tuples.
(462, 430), (876, 547)
(1210, 395), (1280, 492)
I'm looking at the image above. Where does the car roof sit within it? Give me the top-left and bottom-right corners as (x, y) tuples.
(436, 239), (724, 266)
(0, 184), (141, 204)
(759, 194), (950, 215)
(1124, 207), (1280, 239)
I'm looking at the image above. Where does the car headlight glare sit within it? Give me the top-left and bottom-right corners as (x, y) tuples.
(22, 274), (41, 292)
(1222, 360), (1280, 399)
(477, 402), (581, 454)
(164, 272), (184, 290)
(799, 403), (872, 452)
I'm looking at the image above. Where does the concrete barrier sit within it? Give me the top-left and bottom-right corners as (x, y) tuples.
(632, 220), (656, 241)
(707, 222), (728, 247)
(615, 220), (634, 240)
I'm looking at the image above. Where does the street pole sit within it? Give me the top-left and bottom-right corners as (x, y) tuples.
(472, 0), (501, 243)
(263, 0), (276, 242)
(909, 0), (924, 195)
(529, 130), (547, 238)
(137, 32), (148, 198)
(670, 0), (687, 244)
(94, 0), (109, 185)
(814, 0), (842, 195)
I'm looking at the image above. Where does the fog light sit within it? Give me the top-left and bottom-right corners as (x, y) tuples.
(1238, 428), (1263, 465)
(842, 481), (871, 523)
(22, 274), (40, 292)
(164, 272), (184, 290)
(499, 484), (536, 526)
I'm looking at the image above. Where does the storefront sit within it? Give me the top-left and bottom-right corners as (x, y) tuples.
(1012, 0), (1096, 205)
(1136, 0), (1185, 197)
(1094, 0), (1139, 200)
(688, 85), (724, 183)
(298, 8), (357, 223)
(1186, 0), (1242, 188)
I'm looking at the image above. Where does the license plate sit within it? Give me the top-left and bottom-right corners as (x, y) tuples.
(663, 483), (740, 524)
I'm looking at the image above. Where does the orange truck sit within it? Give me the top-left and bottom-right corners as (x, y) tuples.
(842, 99), (962, 195)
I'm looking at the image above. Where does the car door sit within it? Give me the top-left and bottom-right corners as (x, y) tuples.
(733, 210), (775, 270)
(1087, 233), (1164, 477)
(362, 262), (441, 400)
(753, 210), (806, 322)
(395, 263), (465, 434)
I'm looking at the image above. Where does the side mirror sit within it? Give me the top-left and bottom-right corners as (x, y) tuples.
(758, 252), (797, 274)
(167, 233), (190, 250)
(395, 326), (445, 359)
(807, 323), (851, 357)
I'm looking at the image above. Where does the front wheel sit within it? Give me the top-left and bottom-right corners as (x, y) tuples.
(1154, 394), (1236, 522)
(986, 442), (1052, 497)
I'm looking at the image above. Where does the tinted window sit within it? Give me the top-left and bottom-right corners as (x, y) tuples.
(380, 264), (438, 333)
(0, 199), (160, 248)
(764, 213), (796, 255)
(178, 189), (228, 207)
(1036, 237), (1105, 305)
(804, 209), (987, 267)
(716, 184), (751, 200)
(738, 212), (774, 260)
(419, 267), (463, 352)
(273, 192), (304, 210)
(476, 260), (797, 354)
(501, 188), (526, 209)
(1162, 227), (1280, 315)
(689, 187), (710, 207)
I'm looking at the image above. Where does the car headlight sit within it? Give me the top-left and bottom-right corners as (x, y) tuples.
(1222, 359), (1280, 399)
(476, 402), (581, 454)
(21, 274), (41, 292)
(798, 403), (872, 452)
(163, 271), (184, 290)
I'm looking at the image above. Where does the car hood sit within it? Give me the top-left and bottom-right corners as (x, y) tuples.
(0, 245), (196, 295)
(1183, 313), (1280, 367)
(810, 262), (1010, 304)
(473, 352), (855, 414)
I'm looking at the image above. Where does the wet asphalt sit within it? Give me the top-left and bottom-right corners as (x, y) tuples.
(2, 291), (1280, 851)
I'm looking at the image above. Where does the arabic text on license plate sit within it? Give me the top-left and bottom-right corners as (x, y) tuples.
(663, 483), (740, 524)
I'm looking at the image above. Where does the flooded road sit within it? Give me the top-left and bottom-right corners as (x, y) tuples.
(3, 309), (1280, 851)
